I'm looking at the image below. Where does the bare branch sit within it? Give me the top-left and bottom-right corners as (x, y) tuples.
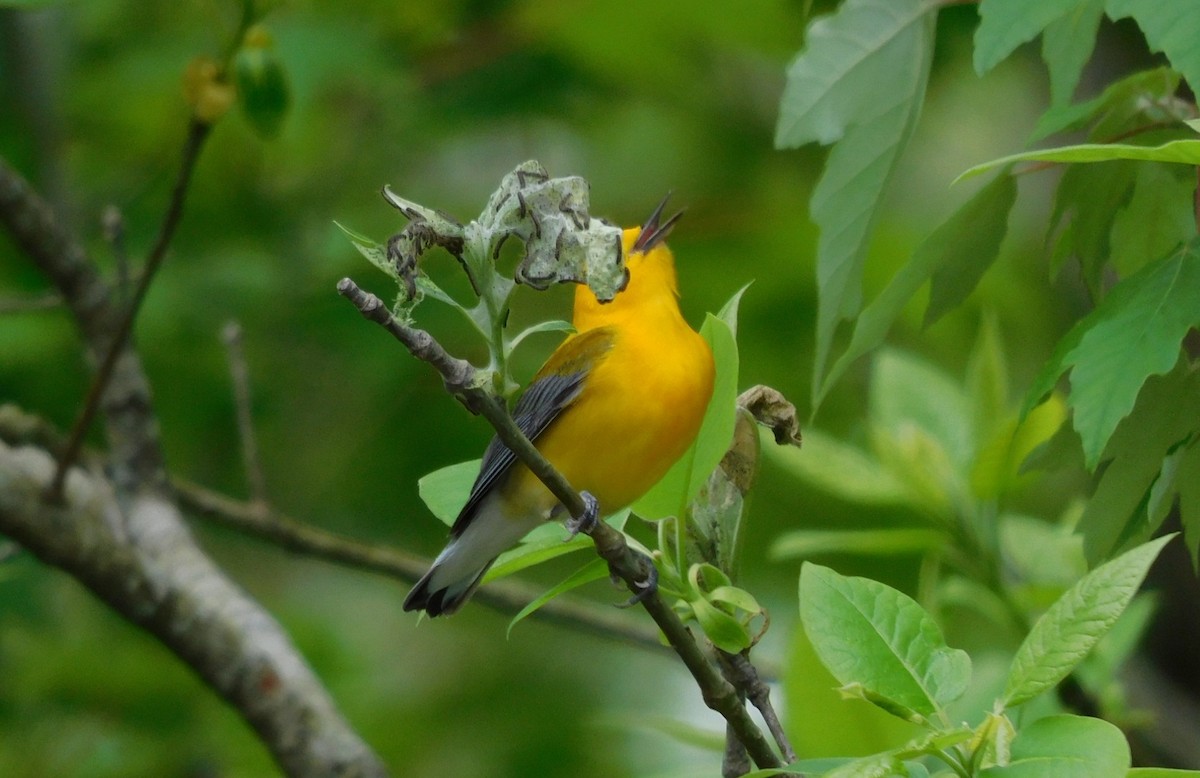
(0, 291), (61, 314)
(337, 276), (783, 770)
(0, 439), (388, 778)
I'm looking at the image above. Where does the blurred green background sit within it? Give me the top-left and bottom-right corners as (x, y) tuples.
(0, 1), (1182, 776)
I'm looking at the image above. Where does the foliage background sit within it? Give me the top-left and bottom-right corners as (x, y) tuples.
(0, 1), (1196, 776)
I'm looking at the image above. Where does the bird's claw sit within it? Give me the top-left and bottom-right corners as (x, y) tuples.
(615, 558), (659, 608)
(564, 491), (600, 540)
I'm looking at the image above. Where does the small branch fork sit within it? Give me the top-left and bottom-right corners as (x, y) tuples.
(337, 277), (783, 771)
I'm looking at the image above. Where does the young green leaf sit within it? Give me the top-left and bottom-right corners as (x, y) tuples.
(1001, 535), (1173, 709)
(1127, 769), (1200, 777)
(417, 459), (480, 526)
(957, 139), (1200, 183)
(764, 427), (913, 508)
(775, 0), (936, 407)
(973, 0), (1082, 77)
(800, 563), (971, 723)
(1031, 68), (1180, 143)
(979, 715), (1129, 778)
(1109, 163), (1196, 277)
(506, 558), (609, 637)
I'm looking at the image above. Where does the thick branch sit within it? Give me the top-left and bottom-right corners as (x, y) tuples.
(337, 277), (782, 770)
(0, 440), (387, 777)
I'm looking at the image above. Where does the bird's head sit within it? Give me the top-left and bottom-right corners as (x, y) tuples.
(574, 195), (683, 324)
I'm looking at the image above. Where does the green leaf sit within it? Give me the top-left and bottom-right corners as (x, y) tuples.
(1109, 163), (1196, 276)
(973, 0), (1082, 77)
(957, 139), (1200, 183)
(596, 712), (726, 753)
(485, 509), (631, 582)
(800, 563), (971, 722)
(1064, 240), (1200, 467)
(775, 0), (936, 406)
(925, 174), (1017, 326)
(689, 595), (752, 653)
(1107, 0), (1200, 97)
(1076, 364), (1200, 563)
(633, 313), (738, 520)
(717, 281), (753, 340)
(1041, 0), (1105, 105)
(506, 558), (609, 637)
(1001, 535), (1173, 708)
(1127, 770), (1200, 777)
(1048, 160), (1138, 293)
(417, 459), (480, 526)
(979, 715), (1129, 778)
(771, 528), (944, 561)
(818, 173), (1016, 404)
(1178, 442), (1200, 569)
(507, 319), (573, 353)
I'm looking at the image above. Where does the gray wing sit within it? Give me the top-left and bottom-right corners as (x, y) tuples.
(449, 327), (615, 537)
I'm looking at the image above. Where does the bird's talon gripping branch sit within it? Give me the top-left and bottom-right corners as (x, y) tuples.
(616, 557), (659, 609)
(564, 491), (599, 540)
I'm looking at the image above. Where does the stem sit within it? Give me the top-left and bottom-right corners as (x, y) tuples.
(48, 118), (211, 500)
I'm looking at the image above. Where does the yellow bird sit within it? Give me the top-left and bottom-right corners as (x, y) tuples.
(404, 199), (715, 616)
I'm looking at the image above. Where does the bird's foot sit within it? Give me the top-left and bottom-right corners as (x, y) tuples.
(615, 556), (659, 608)
(563, 491), (599, 540)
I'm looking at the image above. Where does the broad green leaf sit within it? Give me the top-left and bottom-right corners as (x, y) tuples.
(800, 563), (971, 722)
(819, 173), (1016, 404)
(1001, 535), (1173, 708)
(634, 313), (737, 520)
(974, 0), (1081, 77)
(783, 626), (922, 760)
(1109, 163), (1196, 276)
(1077, 364), (1200, 563)
(506, 558), (609, 637)
(764, 427), (912, 507)
(979, 715), (1129, 778)
(771, 528), (944, 561)
(775, 0), (936, 407)
(1107, 0), (1200, 97)
(417, 459), (480, 525)
(1041, 0), (1105, 105)
(1128, 770), (1200, 777)
(958, 139), (1200, 183)
(1065, 239), (1200, 467)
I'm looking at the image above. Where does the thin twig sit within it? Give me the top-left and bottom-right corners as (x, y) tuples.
(222, 321), (268, 508)
(48, 118), (211, 500)
(719, 650), (797, 763)
(174, 478), (670, 651)
(336, 276), (782, 770)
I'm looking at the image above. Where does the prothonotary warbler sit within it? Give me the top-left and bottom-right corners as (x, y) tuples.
(403, 199), (715, 616)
